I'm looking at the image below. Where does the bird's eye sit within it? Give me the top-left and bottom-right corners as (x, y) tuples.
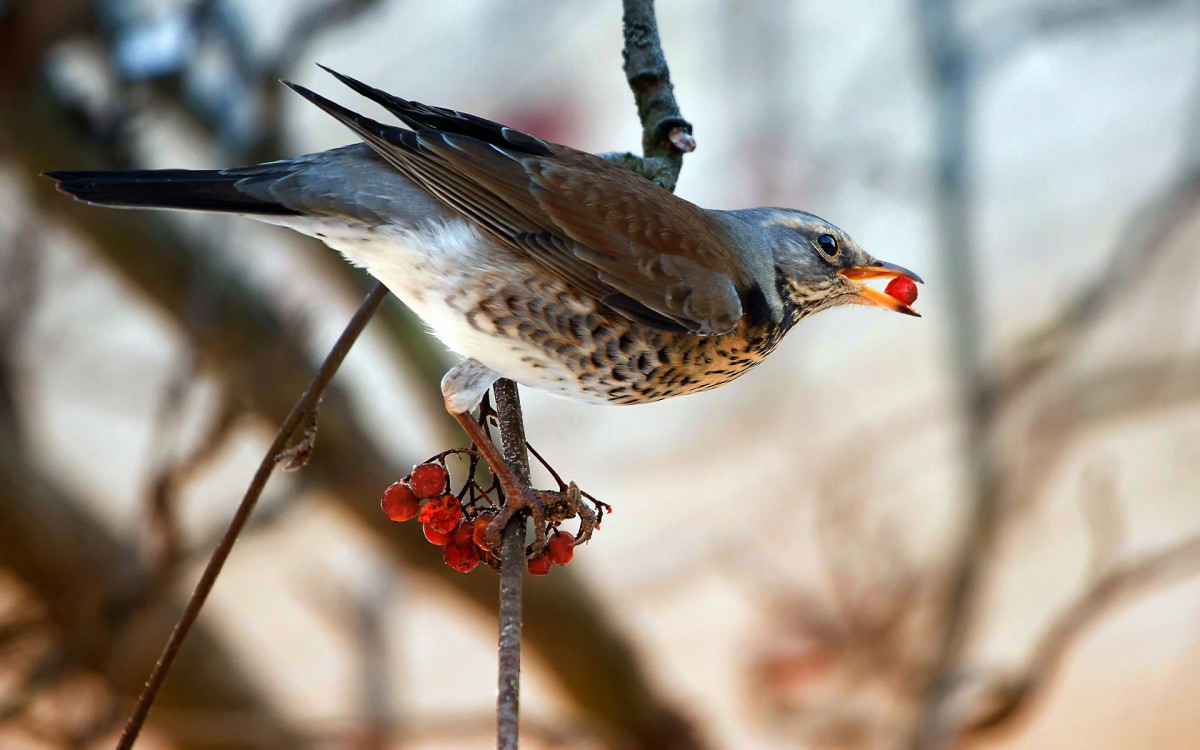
(816, 234), (839, 258)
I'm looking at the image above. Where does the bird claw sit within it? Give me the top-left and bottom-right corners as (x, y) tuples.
(485, 481), (593, 556)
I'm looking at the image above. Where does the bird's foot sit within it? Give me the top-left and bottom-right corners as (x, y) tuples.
(444, 405), (609, 560)
(524, 441), (609, 548)
(483, 481), (584, 555)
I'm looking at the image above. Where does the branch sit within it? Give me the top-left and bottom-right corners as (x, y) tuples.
(489, 1), (700, 746)
(600, 0), (695, 191)
(114, 282), (389, 750)
(492, 380), (529, 750)
(909, 3), (1006, 748)
(951, 532), (1200, 737)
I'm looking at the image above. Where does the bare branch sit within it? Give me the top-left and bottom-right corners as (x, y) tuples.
(998, 171), (1200, 405)
(491, 379), (529, 750)
(600, 0), (695, 191)
(114, 282), (388, 750)
(909, 3), (1006, 748)
(953, 532), (1200, 737)
(489, 2), (700, 746)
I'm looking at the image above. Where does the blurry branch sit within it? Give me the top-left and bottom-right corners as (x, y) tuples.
(999, 55), (1200, 508)
(142, 356), (233, 585)
(999, 168), (1200, 405)
(978, 0), (1192, 68)
(911, 2), (1003, 748)
(0, 231), (303, 750)
(1009, 355), (1200, 515)
(300, 568), (394, 750)
(0, 4), (692, 747)
(951, 531), (1200, 739)
(908, 2), (1200, 748)
(1079, 468), (1123, 581)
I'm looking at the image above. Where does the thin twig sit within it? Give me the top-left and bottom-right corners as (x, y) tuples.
(114, 282), (388, 750)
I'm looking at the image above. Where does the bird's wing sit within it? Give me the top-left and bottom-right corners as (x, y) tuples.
(286, 71), (747, 335)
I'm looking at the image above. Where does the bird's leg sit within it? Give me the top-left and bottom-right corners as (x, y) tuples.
(450, 410), (548, 552)
(442, 359), (585, 556)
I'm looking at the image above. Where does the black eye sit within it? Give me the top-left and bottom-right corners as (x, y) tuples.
(817, 234), (839, 258)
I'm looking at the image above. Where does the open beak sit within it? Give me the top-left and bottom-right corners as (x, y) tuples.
(837, 260), (924, 317)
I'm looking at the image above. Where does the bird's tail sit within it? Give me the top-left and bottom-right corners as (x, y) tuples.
(43, 168), (299, 216)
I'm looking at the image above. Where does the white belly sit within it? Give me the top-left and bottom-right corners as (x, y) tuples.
(267, 216), (610, 404)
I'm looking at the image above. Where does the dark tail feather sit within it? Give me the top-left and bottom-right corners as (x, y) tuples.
(43, 169), (300, 215)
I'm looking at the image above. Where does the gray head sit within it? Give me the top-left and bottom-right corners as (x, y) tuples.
(723, 207), (923, 324)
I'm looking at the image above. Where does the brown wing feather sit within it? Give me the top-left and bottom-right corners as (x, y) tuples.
(289, 72), (747, 334)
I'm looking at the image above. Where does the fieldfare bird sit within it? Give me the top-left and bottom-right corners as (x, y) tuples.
(47, 68), (922, 551)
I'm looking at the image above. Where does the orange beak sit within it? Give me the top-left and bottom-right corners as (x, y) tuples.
(837, 260), (924, 317)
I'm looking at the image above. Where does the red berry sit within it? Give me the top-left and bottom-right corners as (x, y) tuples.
(472, 514), (494, 552)
(417, 494), (462, 534)
(423, 523), (452, 546)
(452, 520), (474, 546)
(480, 548), (502, 572)
(527, 551), (553, 576)
(409, 463), (449, 500)
(547, 531), (575, 565)
(885, 277), (918, 306)
(444, 542), (480, 573)
(381, 482), (420, 522)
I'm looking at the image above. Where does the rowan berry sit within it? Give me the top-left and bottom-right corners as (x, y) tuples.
(409, 462), (449, 500)
(380, 481), (419, 522)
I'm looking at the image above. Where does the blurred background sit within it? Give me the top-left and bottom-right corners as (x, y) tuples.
(1, 0), (1199, 748)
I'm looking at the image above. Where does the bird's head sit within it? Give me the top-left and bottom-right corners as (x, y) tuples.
(746, 208), (923, 320)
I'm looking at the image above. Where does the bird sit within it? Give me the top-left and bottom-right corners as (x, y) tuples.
(46, 67), (922, 552)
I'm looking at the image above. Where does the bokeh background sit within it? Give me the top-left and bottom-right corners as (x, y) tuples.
(1, 0), (1198, 748)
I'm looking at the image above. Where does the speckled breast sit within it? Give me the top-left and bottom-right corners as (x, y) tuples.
(466, 276), (794, 405)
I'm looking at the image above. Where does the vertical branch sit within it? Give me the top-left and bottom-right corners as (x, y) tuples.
(910, 1), (1003, 747)
(492, 379), (529, 750)
(604, 0), (695, 190)
(490, 2), (694, 746)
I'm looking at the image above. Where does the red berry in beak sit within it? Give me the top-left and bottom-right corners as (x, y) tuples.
(885, 276), (918, 306)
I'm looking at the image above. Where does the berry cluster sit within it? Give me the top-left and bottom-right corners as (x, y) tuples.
(381, 453), (600, 575)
